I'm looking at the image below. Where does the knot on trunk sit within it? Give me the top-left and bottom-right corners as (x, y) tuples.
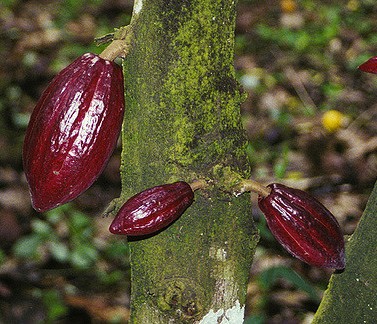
(156, 278), (204, 321)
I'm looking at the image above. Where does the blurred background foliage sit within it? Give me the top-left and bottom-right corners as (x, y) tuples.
(0, 0), (376, 323)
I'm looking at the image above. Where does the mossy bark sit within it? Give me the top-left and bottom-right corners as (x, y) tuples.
(118, 0), (258, 322)
(312, 181), (377, 323)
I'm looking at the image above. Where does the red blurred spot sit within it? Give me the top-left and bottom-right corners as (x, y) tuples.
(358, 56), (377, 74)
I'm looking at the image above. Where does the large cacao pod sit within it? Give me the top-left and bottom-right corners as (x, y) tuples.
(23, 53), (124, 212)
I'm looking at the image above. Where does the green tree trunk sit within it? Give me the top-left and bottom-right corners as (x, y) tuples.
(117, 0), (259, 322)
(312, 180), (377, 323)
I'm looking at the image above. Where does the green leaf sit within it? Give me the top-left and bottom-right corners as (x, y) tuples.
(69, 211), (91, 230)
(13, 235), (43, 259)
(2, 0), (19, 7)
(42, 289), (68, 322)
(0, 249), (6, 265)
(70, 244), (98, 269)
(105, 240), (130, 261)
(257, 266), (320, 302)
(256, 215), (275, 242)
(31, 219), (52, 237)
(49, 241), (69, 263)
(97, 269), (125, 286)
(45, 205), (66, 224)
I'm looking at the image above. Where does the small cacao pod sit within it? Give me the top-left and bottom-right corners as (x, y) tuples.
(358, 56), (377, 74)
(23, 53), (124, 212)
(109, 181), (194, 236)
(258, 183), (345, 269)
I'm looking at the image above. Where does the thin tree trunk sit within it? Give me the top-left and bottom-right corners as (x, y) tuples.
(116, 0), (259, 322)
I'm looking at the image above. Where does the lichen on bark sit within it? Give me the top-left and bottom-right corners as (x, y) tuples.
(119, 0), (258, 322)
(312, 181), (377, 323)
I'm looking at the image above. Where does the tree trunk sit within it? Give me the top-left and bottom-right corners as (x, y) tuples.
(117, 0), (259, 322)
(312, 180), (377, 323)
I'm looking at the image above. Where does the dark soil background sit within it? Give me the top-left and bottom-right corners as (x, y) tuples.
(0, 0), (376, 323)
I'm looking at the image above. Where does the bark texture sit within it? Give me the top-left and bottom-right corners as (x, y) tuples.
(118, 0), (259, 322)
(312, 181), (377, 323)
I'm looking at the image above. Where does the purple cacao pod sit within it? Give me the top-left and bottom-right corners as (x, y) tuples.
(23, 53), (124, 212)
(358, 56), (377, 74)
(109, 182), (194, 236)
(258, 183), (345, 269)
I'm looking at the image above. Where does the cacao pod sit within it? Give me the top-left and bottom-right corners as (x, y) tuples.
(358, 56), (377, 74)
(258, 183), (345, 269)
(109, 181), (194, 236)
(23, 53), (124, 212)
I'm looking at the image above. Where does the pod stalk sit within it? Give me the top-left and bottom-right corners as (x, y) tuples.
(235, 179), (271, 197)
(189, 179), (208, 192)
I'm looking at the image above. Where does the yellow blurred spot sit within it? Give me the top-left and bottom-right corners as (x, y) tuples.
(286, 171), (303, 180)
(322, 110), (346, 132)
(347, 0), (359, 11)
(281, 0), (297, 13)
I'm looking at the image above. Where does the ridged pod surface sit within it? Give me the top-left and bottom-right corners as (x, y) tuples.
(109, 182), (194, 236)
(258, 183), (345, 269)
(23, 53), (125, 212)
